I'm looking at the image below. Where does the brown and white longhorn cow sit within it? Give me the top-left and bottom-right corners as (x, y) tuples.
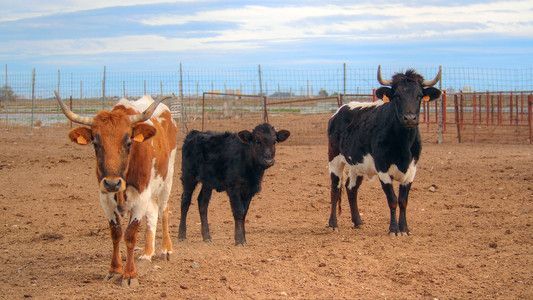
(54, 91), (177, 287)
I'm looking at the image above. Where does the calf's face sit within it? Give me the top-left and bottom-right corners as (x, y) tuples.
(68, 110), (156, 193)
(237, 123), (290, 169)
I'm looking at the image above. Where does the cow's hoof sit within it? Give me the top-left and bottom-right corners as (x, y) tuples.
(203, 238), (213, 243)
(103, 272), (122, 283)
(235, 242), (247, 247)
(121, 277), (139, 288)
(138, 255), (153, 262)
(161, 250), (172, 261)
(388, 231), (398, 237)
(400, 231), (411, 236)
(177, 237), (186, 242)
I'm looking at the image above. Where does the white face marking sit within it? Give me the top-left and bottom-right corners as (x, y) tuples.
(331, 100), (384, 118)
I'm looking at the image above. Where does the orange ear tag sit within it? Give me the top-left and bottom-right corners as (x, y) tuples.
(382, 95), (390, 103)
(77, 135), (88, 145)
(133, 134), (145, 142)
(422, 95), (430, 102)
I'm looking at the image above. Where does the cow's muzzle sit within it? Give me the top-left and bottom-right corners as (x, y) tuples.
(403, 113), (418, 128)
(100, 177), (126, 193)
(263, 158), (274, 168)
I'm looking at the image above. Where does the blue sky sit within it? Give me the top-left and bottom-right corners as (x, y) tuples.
(1, 0), (532, 73)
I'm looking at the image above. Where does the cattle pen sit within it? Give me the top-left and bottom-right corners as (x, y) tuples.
(0, 65), (532, 299)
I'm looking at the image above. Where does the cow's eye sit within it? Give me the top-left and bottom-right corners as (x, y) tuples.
(125, 141), (132, 151)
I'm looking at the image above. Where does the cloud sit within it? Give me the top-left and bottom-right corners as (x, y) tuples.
(0, 0), (197, 22)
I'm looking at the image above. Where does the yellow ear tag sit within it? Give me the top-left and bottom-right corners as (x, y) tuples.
(77, 135), (88, 145)
(133, 134), (145, 142)
(382, 95), (390, 103)
(422, 95), (430, 102)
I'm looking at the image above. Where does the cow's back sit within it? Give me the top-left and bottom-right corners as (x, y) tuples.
(182, 130), (244, 191)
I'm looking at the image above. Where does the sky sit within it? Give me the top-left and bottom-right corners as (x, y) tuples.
(1, 0), (532, 73)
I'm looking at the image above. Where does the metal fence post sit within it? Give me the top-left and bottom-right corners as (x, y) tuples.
(258, 64), (264, 122)
(30, 68), (35, 134)
(102, 65), (106, 109)
(4, 64), (8, 128)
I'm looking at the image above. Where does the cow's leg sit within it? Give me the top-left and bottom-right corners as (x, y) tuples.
(160, 148), (175, 259)
(160, 205), (173, 260)
(103, 217), (123, 282)
(398, 183), (412, 236)
(346, 174), (364, 228)
(328, 173), (342, 229)
(122, 218), (141, 287)
(379, 176), (399, 236)
(328, 152), (344, 229)
(178, 177), (197, 242)
(140, 195), (158, 261)
(198, 185), (213, 242)
(227, 189), (246, 246)
(99, 193), (123, 282)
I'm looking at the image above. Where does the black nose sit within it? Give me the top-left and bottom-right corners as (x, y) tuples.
(103, 179), (122, 192)
(263, 159), (274, 167)
(403, 113), (418, 126)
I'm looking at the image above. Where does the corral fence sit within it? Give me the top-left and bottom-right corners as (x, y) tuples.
(1, 64), (532, 145)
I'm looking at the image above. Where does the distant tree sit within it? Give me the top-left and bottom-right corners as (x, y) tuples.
(0, 85), (15, 103)
(270, 91), (294, 98)
(318, 89), (328, 97)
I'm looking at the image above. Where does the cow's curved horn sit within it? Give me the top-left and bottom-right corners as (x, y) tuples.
(422, 66), (442, 87)
(54, 91), (94, 125)
(377, 65), (393, 86)
(129, 95), (173, 124)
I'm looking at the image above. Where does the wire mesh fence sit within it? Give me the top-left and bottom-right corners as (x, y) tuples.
(1, 64), (532, 144)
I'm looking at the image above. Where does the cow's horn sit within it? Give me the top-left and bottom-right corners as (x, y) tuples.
(377, 65), (393, 86)
(54, 91), (94, 125)
(422, 66), (442, 87)
(129, 95), (173, 124)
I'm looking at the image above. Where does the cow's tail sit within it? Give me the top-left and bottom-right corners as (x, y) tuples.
(337, 182), (342, 216)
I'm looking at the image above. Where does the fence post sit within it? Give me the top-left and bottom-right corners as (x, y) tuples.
(102, 65), (106, 109)
(30, 68), (35, 134)
(179, 62), (185, 135)
(510, 92), (513, 125)
(460, 90), (464, 130)
(454, 94), (461, 143)
(4, 64), (8, 128)
(258, 64), (264, 122)
(343, 62), (346, 95)
(498, 92), (502, 125)
(486, 91), (490, 126)
(473, 92), (477, 143)
(527, 94), (533, 144)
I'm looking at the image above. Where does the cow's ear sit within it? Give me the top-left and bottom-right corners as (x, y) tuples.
(423, 87), (442, 102)
(375, 87), (392, 102)
(68, 127), (93, 145)
(276, 130), (290, 143)
(237, 130), (253, 143)
(132, 123), (156, 142)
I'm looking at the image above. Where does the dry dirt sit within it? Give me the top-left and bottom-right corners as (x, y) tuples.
(0, 124), (532, 299)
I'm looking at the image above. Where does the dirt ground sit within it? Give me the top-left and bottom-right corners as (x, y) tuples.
(0, 123), (532, 299)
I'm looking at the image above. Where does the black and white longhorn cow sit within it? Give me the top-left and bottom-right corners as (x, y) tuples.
(327, 66), (442, 236)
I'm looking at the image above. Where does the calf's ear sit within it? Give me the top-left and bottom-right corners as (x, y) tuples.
(132, 123), (156, 143)
(375, 87), (392, 102)
(423, 87), (442, 102)
(237, 130), (253, 143)
(276, 130), (290, 143)
(69, 127), (93, 145)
